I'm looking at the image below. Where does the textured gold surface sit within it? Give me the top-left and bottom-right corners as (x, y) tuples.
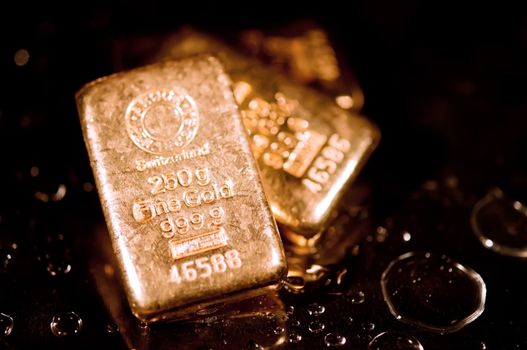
(154, 30), (380, 236)
(77, 56), (286, 322)
(239, 22), (365, 112)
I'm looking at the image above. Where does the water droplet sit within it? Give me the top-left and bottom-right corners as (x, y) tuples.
(244, 340), (264, 349)
(273, 326), (285, 335)
(1, 250), (14, 274)
(283, 276), (305, 293)
(324, 333), (346, 347)
(349, 290), (366, 304)
(381, 252), (486, 333)
(106, 323), (119, 333)
(471, 188), (527, 257)
(286, 305), (295, 316)
(288, 330), (302, 343)
(308, 320), (325, 333)
(33, 181), (68, 203)
(368, 332), (424, 350)
(307, 303), (325, 316)
(51, 184), (67, 201)
(362, 322), (375, 331)
(50, 312), (83, 337)
(402, 231), (412, 242)
(47, 260), (72, 276)
(289, 319), (300, 327)
(0, 313), (14, 337)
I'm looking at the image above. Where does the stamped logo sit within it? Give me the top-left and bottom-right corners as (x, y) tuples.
(125, 87), (199, 155)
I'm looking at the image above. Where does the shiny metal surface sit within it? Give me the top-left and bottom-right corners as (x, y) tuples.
(239, 21), (365, 111)
(154, 29), (380, 236)
(76, 56), (286, 322)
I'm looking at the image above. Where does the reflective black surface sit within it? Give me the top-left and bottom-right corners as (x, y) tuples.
(1, 3), (527, 349)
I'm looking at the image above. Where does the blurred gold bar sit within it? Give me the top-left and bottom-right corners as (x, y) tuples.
(238, 21), (365, 112)
(152, 30), (380, 237)
(77, 56), (286, 323)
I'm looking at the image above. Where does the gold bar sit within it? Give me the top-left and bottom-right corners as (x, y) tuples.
(238, 21), (365, 112)
(76, 56), (287, 323)
(152, 30), (380, 237)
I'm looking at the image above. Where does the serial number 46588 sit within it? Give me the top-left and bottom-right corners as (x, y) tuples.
(170, 249), (242, 284)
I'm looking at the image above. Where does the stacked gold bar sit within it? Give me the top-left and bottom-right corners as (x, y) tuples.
(77, 56), (286, 323)
(78, 26), (379, 323)
(238, 21), (365, 112)
(151, 29), (379, 238)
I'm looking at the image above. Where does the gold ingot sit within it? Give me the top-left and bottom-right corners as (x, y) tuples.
(151, 30), (380, 237)
(238, 21), (365, 112)
(76, 56), (287, 323)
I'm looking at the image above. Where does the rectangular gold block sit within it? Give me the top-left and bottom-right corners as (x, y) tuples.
(76, 56), (287, 322)
(152, 30), (380, 237)
(238, 21), (365, 112)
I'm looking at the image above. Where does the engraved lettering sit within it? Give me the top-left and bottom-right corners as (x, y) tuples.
(184, 189), (199, 207)
(125, 87), (200, 155)
(156, 206), (225, 238)
(237, 88), (329, 178)
(132, 199), (156, 223)
(132, 179), (235, 223)
(302, 133), (350, 193)
(135, 143), (211, 171)
(169, 229), (229, 261)
(155, 201), (169, 216)
(147, 167), (211, 194)
(170, 248), (242, 284)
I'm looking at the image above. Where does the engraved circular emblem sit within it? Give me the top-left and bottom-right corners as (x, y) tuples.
(125, 87), (199, 155)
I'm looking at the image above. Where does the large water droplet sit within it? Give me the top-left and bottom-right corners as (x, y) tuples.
(324, 333), (346, 347)
(50, 312), (83, 337)
(308, 320), (325, 333)
(307, 303), (325, 316)
(381, 252), (486, 333)
(0, 313), (14, 337)
(471, 188), (527, 257)
(368, 332), (424, 350)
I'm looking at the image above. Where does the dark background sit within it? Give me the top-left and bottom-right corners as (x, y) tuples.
(1, 2), (527, 349)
